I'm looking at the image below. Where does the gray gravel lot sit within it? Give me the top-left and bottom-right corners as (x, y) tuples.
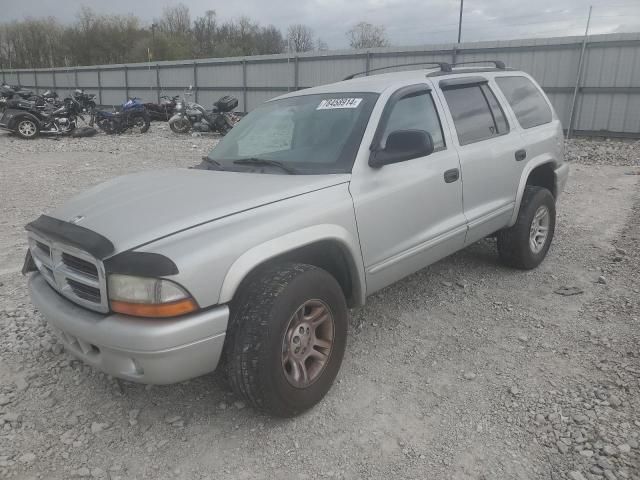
(0, 127), (639, 480)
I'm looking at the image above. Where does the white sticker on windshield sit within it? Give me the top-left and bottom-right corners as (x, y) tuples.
(317, 98), (363, 110)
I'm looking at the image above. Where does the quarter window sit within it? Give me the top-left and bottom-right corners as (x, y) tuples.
(495, 76), (552, 129)
(382, 90), (445, 151)
(443, 84), (509, 146)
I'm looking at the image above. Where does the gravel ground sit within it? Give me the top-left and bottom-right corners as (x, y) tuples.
(0, 128), (639, 480)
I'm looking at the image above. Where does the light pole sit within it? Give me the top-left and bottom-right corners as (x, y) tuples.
(457, 0), (464, 44)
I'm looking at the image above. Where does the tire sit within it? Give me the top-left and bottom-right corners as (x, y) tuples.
(15, 118), (39, 139)
(497, 186), (556, 269)
(219, 116), (234, 136)
(225, 263), (348, 417)
(130, 112), (150, 133)
(97, 118), (117, 134)
(170, 117), (191, 134)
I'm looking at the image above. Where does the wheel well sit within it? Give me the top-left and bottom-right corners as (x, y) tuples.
(526, 163), (556, 198)
(232, 240), (358, 308)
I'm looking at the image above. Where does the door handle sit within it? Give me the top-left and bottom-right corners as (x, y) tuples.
(444, 168), (460, 183)
(515, 149), (527, 161)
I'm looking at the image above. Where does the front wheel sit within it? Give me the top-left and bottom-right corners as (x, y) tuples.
(170, 117), (191, 134)
(225, 263), (348, 417)
(129, 112), (150, 133)
(15, 118), (39, 139)
(497, 186), (556, 269)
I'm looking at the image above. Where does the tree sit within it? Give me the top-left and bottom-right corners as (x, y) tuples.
(257, 25), (285, 55)
(347, 22), (389, 49)
(0, 6), (287, 68)
(193, 10), (217, 58)
(287, 24), (314, 52)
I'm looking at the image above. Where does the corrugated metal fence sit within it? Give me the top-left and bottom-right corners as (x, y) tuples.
(2, 32), (640, 137)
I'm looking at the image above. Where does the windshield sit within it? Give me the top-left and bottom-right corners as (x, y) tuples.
(208, 92), (378, 174)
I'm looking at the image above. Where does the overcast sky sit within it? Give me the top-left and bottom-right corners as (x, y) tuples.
(4, 0), (640, 48)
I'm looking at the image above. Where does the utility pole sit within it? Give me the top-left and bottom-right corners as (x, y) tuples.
(566, 5), (593, 139)
(151, 23), (157, 60)
(457, 0), (464, 44)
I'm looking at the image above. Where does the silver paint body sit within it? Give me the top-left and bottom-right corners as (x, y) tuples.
(28, 68), (569, 384)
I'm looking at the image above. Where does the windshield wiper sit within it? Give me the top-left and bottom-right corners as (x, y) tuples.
(199, 156), (224, 170)
(233, 157), (297, 175)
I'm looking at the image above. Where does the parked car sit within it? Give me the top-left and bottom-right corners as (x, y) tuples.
(23, 61), (568, 417)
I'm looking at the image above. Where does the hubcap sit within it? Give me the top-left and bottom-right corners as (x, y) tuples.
(529, 205), (550, 253)
(18, 120), (36, 137)
(282, 300), (334, 388)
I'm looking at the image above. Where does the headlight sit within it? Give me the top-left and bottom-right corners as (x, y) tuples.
(108, 274), (198, 318)
(175, 102), (184, 112)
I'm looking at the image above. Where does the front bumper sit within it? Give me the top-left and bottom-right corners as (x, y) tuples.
(29, 274), (229, 384)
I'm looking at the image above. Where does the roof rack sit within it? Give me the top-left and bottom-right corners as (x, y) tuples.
(450, 60), (506, 69)
(343, 61), (452, 80)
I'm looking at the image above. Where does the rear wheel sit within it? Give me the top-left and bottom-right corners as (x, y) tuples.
(170, 117), (191, 134)
(130, 112), (150, 133)
(497, 186), (556, 269)
(15, 118), (39, 139)
(225, 263), (348, 417)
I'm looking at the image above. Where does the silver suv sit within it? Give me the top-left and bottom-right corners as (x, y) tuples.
(24, 62), (569, 417)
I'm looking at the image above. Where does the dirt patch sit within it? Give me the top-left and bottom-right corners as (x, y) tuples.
(0, 131), (638, 479)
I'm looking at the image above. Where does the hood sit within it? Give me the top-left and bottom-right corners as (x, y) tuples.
(49, 168), (350, 256)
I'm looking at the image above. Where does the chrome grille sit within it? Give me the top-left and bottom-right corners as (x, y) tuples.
(28, 233), (108, 313)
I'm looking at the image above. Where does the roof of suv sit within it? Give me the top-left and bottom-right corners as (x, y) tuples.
(275, 67), (519, 99)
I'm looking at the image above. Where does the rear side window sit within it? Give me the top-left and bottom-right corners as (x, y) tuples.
(382, 90), (445, 150)
(495, 76), (552, 129)
(443, 84), (509, 145)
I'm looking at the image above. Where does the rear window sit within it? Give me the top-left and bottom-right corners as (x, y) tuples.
(495, 76), (552, 129)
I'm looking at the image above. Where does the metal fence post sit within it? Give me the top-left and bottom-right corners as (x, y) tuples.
(242, 59), (248, 113)
(193, 62), (198, 104)
(156, 64), (161, 103)
(294, 56), (299, 90)
(1, 69), (5, 84)
(124, 65), (129, 99)
(52, 69), (57, 91)
(33, 69), (38, 93)
(567, 6), (593, 139)
(97, 67), (102, 105)
(365, 51), (371, 75)
(16, 70), (20, 87)
(74, 68), (79, 90)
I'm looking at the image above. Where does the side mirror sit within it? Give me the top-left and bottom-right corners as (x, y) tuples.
(369, 130), (434, 168)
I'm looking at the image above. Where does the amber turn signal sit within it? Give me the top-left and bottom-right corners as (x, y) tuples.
(111, 298), (198, 318)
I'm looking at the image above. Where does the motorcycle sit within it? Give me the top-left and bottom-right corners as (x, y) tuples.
(144, 95), (179, 122)
(0, 95), (87, 139)
(169, 88), (237, 135)
(94, 97), (150, 134)
(72, 89), (97, 123)
(1, 84), (37, 112)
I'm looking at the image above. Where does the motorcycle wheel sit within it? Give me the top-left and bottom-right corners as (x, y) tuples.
(97, 118), (118, 135)
(170, 117), (191, 134)
(129, 112), (150, 134)
(15, 118), (39, 139)
(218, 116), (235, 136)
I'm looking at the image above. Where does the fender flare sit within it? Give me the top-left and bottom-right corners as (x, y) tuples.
(218, 224), (366, 306)
(509, 155), (559, 226)
(5, 110), (40, 130)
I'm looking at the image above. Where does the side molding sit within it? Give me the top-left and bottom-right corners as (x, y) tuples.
(218, 224), (366, 306)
